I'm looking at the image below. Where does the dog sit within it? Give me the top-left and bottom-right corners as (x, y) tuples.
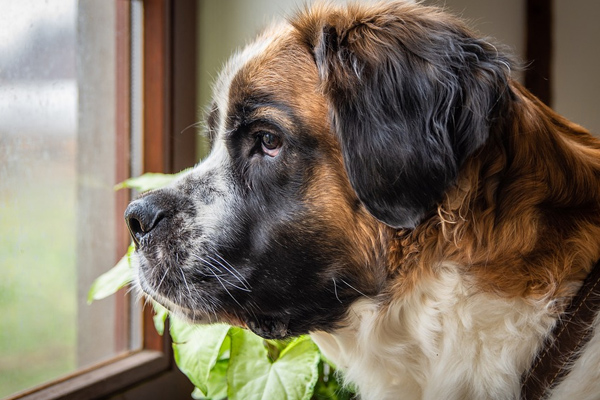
(124, 1), (600, 399)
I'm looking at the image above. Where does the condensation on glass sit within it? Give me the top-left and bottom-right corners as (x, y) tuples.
(0, 1), (134, 397)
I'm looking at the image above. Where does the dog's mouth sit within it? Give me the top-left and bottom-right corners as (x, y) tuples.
(127, 215), (295, 339)
(136, 258), (292, 338)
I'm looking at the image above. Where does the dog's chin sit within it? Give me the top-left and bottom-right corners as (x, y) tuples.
(245, 314), (292, 339)
(135, 268), (294, 339)
(133, 265), (212, 324)
(145, 294), (293, 339)
(136, 280), (206, 322)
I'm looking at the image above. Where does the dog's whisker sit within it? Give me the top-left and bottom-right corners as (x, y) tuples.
(333, 277), (342, 303)
(213, 252), (250, 285)
(180, 120), (203, 135)
(340, 278), (372, 300)
(193, 254), (252, 292)
(207, 254), (251, 289)
(206, 267), (244, 309)
(155, 265), (170, 293)
(179, 267), (193, 298)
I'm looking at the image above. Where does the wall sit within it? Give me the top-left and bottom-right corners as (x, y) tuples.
(554, 0), (600, 135)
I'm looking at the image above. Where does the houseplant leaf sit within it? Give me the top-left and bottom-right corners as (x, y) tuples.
(192, 358), (229, 400)
(114, 170), (188, 192)
(170, 316), (231, 396)
(227, 329), (320, 400)
(87, 243), (134, 304)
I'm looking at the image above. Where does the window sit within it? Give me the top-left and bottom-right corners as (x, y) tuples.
(1, 0), (197, 398)
(0, 0), (136, 395)
(0, 0), (118, 394)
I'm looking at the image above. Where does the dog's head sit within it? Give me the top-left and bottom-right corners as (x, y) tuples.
(125, 1), (512, 338)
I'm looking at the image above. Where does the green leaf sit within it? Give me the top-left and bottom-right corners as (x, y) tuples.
(170, 316), (231, 396)
(87, 243), (135, 304)
(114, 170), (189, 192)
(227, 330), (320, 400)
(192, 359), (229, 400)
(152, 302), (169, 336)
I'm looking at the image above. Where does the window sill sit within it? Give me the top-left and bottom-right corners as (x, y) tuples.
(9, 350), (170, 400)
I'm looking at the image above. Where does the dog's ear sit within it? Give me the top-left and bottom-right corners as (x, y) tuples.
(295, 4), (512, 228)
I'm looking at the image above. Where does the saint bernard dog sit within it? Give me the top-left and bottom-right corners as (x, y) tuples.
(125, 1), (600, 399)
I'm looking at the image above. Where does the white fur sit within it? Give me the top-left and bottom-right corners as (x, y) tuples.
(309, 263), (600, 400)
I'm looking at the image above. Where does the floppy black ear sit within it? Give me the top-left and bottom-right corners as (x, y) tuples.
(304, 4), (512, 228)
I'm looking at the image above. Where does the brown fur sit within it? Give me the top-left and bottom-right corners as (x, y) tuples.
(394, 82), (600, 302)
(291, 1), (600, 305)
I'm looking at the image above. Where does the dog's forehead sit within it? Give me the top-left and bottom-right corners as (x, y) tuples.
(210, 22), (327, 137)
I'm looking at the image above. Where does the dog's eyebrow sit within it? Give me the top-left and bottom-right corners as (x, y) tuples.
(224, 96), (299, 138)
(247, 105), (294, 129)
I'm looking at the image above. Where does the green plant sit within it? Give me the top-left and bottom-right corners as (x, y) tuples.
(88, 172), (354, 400)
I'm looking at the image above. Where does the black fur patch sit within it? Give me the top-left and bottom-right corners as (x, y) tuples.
(307, 5), (513, 228)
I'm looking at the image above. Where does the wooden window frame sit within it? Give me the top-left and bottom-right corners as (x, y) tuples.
(8, 0), (197, 398)
(525, 0), (553, 106)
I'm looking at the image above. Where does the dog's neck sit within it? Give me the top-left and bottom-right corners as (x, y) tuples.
(311, 264), (556, 400)
(391, 81), (600, 302)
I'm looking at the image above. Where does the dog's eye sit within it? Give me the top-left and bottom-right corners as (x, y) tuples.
(260, 132), (281, 157)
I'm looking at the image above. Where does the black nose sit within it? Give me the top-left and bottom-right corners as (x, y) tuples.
(124, 196), (166, 246)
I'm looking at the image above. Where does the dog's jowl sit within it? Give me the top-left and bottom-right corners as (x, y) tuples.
(124, 2), (600, 399)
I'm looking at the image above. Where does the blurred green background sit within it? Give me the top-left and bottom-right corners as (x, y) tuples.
(0, 135), (77, 397)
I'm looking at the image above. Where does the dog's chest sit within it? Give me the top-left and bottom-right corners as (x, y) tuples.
(311, 267), (563, 400)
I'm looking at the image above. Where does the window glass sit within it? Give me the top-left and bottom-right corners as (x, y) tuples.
(0, 1), (129, 396)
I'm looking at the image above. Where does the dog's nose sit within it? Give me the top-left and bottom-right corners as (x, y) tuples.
(124, 196), (166, 246)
